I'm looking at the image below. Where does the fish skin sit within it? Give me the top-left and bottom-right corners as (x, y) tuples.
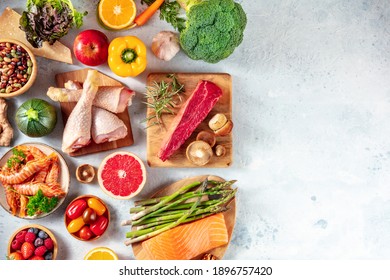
(91, 107), (128, 144)
(61, 70), (99, 154)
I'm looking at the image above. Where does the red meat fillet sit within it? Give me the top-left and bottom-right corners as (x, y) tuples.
(158, 80), (223, 161)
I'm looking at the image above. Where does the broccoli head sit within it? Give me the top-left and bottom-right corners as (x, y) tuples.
(178, 0), (247, 63)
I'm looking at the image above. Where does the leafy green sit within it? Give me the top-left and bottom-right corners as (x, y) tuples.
(141, 0), (186, 31)
(6, 148), (26, 169)
(20, 0), (87, 48)
(26, 189), (58, 216)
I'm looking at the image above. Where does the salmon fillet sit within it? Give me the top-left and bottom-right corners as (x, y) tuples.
(140, 213), (228, 260)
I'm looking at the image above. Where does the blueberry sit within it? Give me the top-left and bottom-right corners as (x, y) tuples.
(28, 227), (39, 235)
(34, 237), (44, 247)
(38, 230), (48, 239)
(44, 251), (53, 260)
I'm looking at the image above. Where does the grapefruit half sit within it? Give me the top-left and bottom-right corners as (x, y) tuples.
(97, 151), (146, 200)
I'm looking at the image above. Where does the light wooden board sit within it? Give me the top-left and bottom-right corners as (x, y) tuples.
(55, 69), (134, 157)
(132, 175), (236, 260)
(146, 73), (232, 168)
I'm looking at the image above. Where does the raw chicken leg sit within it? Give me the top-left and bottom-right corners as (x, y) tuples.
(61, 70), (99, 154)
(47, 85), (135, 113)
(91, 107), (128, 144)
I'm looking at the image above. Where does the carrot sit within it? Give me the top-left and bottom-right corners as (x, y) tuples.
(134, 0), (166, 26)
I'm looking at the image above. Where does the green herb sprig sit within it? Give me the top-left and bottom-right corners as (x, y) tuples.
(141, 0), (186, 31)
(6, 148), (26, 169)
(26, 189), (58, 216)
(143, 74), (185, 128)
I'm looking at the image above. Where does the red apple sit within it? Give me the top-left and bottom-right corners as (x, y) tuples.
(73, 29), (109, 66)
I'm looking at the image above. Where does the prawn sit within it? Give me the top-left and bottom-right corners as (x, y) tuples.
(19, 195), (29, 218)
(4, 185), (19, 215)
(0, 152), (57, 185)
(34, 165), (49, 183)
(16, 145), (46, 160)
(45, 157), (60, 184)
(13, 182), (66, 198)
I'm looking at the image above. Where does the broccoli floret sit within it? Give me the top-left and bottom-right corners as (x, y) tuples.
(178, 0), (247, 63)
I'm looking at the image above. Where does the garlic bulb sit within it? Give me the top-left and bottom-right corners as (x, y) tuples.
(151, 31), (180, 61)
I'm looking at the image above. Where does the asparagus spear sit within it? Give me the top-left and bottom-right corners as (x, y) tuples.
(131, 206), (229, 232)
(124, 180), (208, 245)
(131, 189), (236, 226)
(133, 180), (236, 207)
(132, 189), (232, 224)
(131, 180), (201, 221)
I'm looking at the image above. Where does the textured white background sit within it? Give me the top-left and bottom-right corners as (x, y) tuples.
(0, 0), (390, 260)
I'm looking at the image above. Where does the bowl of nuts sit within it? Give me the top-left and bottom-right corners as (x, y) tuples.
(0, 39), (37, 98)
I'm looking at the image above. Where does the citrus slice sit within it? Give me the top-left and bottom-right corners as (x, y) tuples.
(84, 247), (118, 260)
(98, 151), (146, 200)
(98, 0), (137, 30)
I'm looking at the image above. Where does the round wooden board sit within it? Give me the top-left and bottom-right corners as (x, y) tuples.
(132, 175), (236, 260)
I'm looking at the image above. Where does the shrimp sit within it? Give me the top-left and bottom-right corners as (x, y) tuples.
(16, 145), (46, 160)
(19, 195), (29, 218)
(0, 152), (57, 185)
(34, 165), (49, 183)
(13, 182), (66, 198)
(45, 157), (60, 184)
(4, 186), (19, 215)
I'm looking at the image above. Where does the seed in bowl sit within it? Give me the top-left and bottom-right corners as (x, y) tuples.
(0, 42), (33, 94)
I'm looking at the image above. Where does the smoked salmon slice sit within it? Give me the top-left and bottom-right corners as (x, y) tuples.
(140, 213), (228, 260)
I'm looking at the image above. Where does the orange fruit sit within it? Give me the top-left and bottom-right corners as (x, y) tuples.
(84, 247), (118, 260)
(98, 151), (146, 200)
(98, 0), (137, 30)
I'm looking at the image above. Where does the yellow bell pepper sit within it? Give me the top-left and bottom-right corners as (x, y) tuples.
(108, 36), (147, 77)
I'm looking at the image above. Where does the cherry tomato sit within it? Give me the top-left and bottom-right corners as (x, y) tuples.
(87, 198), (106, 216)
(79, 226), (94, 240)
(82, 208), (97, 224)
(67, 216), (85, 234)
(66, 199), (87, 220)
(90, 215), (108, 236)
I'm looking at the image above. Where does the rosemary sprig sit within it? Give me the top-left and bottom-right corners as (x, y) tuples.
(143, 74), (185, 128)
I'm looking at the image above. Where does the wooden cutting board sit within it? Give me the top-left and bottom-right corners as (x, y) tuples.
(132, 175), (236, 260)
(146, 73), (232, 168)
(55, 69), (134, 157)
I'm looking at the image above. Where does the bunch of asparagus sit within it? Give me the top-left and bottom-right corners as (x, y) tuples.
(123, 179), (237, 246)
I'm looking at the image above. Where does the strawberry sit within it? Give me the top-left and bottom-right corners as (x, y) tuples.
(34, 245), (47, 257)
(7, 251), (24, 260)
(21, 242), (35, 259)
(15, 230), (27, 243)
(29, 255), (44, 260)
(24, 232), (36, 243)
(11, 239), (22, 250)
(44, 238), (54, 250)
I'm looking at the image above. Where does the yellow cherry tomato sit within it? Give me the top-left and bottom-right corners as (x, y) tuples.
(87, 198), (106, 216)
(67, 216), (85, 233)
(108, 36), (147, 77)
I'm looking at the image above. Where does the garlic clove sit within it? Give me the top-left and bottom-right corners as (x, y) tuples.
(151, 31), (180, 61)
